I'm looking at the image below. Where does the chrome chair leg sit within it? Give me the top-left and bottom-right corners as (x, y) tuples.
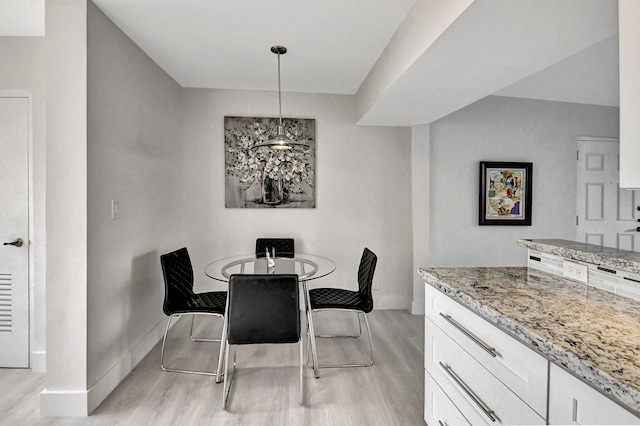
(161, 313), (225, 377)
(215, 315), (228, 383)
(190, 316), (222, 342)
(222, 343), (230, 410)
(360, 313), (375, 367)
(299, 337), (304, 406)
(222, 343), (237, 410)
(160, 314), (176, 372)
(314, 311), (363, 338)
(307, 311), (374, 370)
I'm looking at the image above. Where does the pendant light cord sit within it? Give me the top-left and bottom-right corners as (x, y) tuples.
(277, 51), (283, 127)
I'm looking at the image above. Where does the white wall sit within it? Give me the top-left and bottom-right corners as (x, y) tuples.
(0, 37), (47, 371)
(42, 0), (88, 416)
(86, 1), (184, 412)
(411, 124), (430, 314)
(425, 95), (619, 268)
(182, 89), (413, 309)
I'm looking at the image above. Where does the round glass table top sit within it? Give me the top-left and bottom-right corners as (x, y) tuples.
(204, 253), (336, 282)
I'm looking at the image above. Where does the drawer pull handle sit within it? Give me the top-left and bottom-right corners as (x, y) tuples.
(439, 313), (497, 357)
(440, 362), (497, 422)
(437, 421), (446, 426)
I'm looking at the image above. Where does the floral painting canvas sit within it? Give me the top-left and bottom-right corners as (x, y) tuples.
(225, 116), (316, 208)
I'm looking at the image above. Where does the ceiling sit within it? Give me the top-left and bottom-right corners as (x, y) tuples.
(0, 0), (44, 36)
(356, 0), (619, 125)
(1, 0), (620, 126)
(92, 0), (416, 94)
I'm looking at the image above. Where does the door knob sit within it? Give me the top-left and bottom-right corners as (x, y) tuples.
(3, 238), (23, 247)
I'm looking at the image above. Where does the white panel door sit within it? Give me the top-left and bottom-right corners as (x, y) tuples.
(576, 138), (640, 251)
(0, 97), (30, 367)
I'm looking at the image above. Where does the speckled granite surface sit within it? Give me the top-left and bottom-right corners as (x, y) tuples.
(418, 266), (640, 416)
(518, 239), (640, 274)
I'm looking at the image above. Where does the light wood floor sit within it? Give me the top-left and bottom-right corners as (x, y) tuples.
(0, 310), (424, 425)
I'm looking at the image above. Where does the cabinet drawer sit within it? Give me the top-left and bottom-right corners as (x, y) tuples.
(549, 363), (640, 425)
(425, 285), (547, 416)
(425, 369), (471, 426)
(426, 317), (546, 425)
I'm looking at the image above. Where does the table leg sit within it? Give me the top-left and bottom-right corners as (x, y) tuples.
(302, 279), (320, 378)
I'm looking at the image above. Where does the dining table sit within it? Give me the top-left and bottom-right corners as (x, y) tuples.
(204, 253), (336, 283)
(204, 253), (336, 380)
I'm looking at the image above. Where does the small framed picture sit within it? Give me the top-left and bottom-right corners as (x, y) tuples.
(479, 161), (532, 226)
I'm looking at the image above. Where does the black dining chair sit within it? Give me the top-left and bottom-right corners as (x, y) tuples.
(160, 247), (227, 381)
(255, 238), (295, 258)
(222, 274), (303, 409)
(305, 247), (377, 378)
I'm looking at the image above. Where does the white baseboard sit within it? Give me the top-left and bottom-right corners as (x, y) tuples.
(411, 299), (425, 315)
(87, 318), (166, 413)
(373, 294), (411, 310)
(31, 350), (46, 373)
(40, 389), (89, 417)
(40, 318), (166, 416)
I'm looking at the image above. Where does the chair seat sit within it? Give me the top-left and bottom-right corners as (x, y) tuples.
(168, 291), (226, 315)
(308, 288), (371, 313)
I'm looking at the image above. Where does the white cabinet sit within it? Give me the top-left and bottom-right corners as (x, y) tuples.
(425, 317), (545, 425)
(425, 369), (470, 426)
(424, 285), (547, 425)
(549, 363), (640, 425)
(619, 0), (640, 189)
(425, 285), (548, 417)
(424, 283), (640, 426)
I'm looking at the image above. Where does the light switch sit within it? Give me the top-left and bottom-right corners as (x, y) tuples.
(111, 200), (120, 220)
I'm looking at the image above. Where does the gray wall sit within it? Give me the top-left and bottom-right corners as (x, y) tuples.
(86, 2), (184, 409)
(425, 95), (619, 268)
(181, 89), (414, 310)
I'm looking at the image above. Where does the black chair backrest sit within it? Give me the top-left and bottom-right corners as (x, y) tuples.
(226, 274), (300, 345)
(160, 247), (195, 316)
(357, 248), (378, 313)
(255, 238), (295, 258)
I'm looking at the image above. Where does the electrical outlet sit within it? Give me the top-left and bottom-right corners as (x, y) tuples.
(563, 261), (588, 283)
(372, 280), (380, 291)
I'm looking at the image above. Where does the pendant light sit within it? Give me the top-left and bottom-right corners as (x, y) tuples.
(254, 45), (306, 150)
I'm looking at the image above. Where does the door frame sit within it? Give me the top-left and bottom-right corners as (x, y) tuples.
(1, 90), (34, 369)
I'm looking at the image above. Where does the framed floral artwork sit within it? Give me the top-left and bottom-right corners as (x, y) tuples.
(224, 116), (316, 208)
(479, 161), (533, 226)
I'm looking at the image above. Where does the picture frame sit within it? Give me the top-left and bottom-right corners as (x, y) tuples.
(224, 116), (316, 208)
(479, 161), (532, 226)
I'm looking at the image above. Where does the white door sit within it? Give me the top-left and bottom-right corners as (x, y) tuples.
(576, 137), (640, 251)
(0, 97), (30, 367)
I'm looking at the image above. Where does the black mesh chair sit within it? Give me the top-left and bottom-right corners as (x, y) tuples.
(255, 238), (295, 258)
(160, 247), (227, 381)
(305, 247), (377, 378)
(222, 274), (303, 409)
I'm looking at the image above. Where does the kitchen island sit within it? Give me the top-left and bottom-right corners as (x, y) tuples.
(517, 238), (640, 274)
(419, 265), (640, 424)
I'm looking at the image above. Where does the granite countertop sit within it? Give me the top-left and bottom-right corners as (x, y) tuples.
(517, 238), (640, 274)
(418, 266), (640, 416)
